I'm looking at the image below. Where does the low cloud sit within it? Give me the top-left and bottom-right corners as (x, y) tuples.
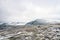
(0, 0), (60, 22)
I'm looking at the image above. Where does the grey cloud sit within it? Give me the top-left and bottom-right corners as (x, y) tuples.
(0, 0), (60, 22)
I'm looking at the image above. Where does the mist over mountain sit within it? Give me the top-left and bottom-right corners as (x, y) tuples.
(26, 19), (48, 25)
(0, 22), (26, 25)
(0, 22), (26, 30)
(0, 19), (60, 30)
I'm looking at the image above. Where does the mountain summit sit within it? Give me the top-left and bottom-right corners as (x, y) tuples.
(26, 19), (47, 25)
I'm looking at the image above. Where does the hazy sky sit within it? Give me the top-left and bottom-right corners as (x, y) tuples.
(0, 0), (60, 22)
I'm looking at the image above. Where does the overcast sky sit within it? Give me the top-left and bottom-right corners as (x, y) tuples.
(0, 0), (60, 22)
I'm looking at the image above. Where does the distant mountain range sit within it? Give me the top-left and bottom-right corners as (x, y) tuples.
(0, 19), (60, 26)
(0, 22), (26, 30)
(0, 19), (60, 30)
(0, 22), (26, 25)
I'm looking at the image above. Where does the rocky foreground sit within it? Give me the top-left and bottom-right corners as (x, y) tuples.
(0, 25), (60, 40)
